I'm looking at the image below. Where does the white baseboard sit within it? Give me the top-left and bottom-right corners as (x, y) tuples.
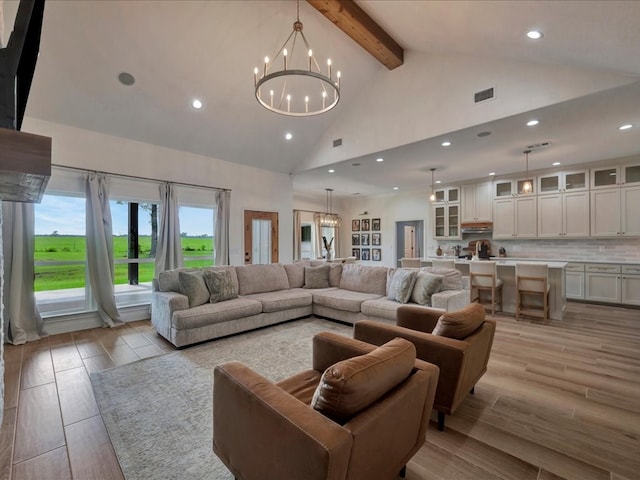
(43, 304), (151, 336)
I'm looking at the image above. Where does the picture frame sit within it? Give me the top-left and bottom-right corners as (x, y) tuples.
(361, 218), (370, 231)
(372, 248), (381, 261)
(372, 218), (381, 231)
(352, 219), (360, 231)
(361, 248), (370, 261)
(352, 248), (360, 260)
(371, 232), (381, 246)
(360, 233), (370, 246)
(351, 233), (360, 246)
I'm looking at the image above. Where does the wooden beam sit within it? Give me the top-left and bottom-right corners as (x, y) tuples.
(307, 0), (404, 70)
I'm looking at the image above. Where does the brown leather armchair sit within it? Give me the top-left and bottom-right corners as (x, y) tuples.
(213, 331), (439, 480)
(354, 303), (496, 431)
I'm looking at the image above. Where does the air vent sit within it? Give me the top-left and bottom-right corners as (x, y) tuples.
(474, 87), (495, 104)
(526, 141), (552, 151)
(333, 138), (342, 147)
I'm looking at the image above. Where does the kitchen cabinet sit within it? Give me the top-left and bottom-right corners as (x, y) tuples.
(433, 186), (459, 204)
(585, 264), (621, 303)
(493, 196), (537, 239)
(493, 177), (536, 198)
(537, 170), (588, 194)
(591, 185), (640, 237)
(537, 191), (589, 237)
(433, 203), (460, 239)
(590, 161), (640, 189)
(461, 182), (492, 222)
(621, 265), (640, 306)
(565, 263), (585, 300)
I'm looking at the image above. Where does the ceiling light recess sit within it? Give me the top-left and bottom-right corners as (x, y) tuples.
(527, 30), (543, 40)
(253, 0), (340, 116)
(526, 119), (539, 126)
(619, 124), (633, 130)
(192, 99), (203, 109)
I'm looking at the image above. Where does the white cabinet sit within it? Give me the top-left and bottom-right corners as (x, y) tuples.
(493, 196), (537, 239)
(585, 264), (621, 303)
(433, 204), (460, 239)
(538, 170), (588, 194)
(621, 265), (640, 306)
(461, 182), (492, 222)
(493, 177), (536, 198)
(622, 185), (640, 236)
(591, 161), (640, 189)
(591, 185), (640, 237)
(537, 191), (589, 237)
(565, 263), (585, 300)
(433, 186), (459, 204)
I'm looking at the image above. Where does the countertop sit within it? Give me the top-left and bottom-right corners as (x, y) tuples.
(426, 258), (567, 269)
(426, 256), (640, 266)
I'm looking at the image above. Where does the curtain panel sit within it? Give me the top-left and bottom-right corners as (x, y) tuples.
(155, 183), (183, 274)
(293, 210), (302, 261)
(214, 190), (230, 266)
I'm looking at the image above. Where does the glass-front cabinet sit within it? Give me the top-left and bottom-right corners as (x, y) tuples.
(538, 170), (588, 194)
(433, 186), (459, 203)
(591, 162), (640, 189)
(433, 204), (460, 239)
(494, 177), (536, 198)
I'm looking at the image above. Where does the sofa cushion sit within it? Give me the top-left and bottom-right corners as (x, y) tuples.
(202, 266), (239, 293)
(171, 297), (263, 330)
(304, 265), (331, 289)
(178, 270), (210, 308)
(203, 269), (238, 303)
(244, 290), (313, 313)
(236, 264), (289, 295)
(386, 267), (397, 295)
(422, 267), (463, 291)
(411, 271), (444, 306)
(329, 264), (343, 288)
(361, 297), (404, 321)
(340, 264), (388, 295)
(312, 289), (382, 313)
(387, 268), (418, 303)
(311, 337), (416, 423)
(432, 302), (485, 339)
(158, 267), (199, 292)
(283, 262), (307, 288)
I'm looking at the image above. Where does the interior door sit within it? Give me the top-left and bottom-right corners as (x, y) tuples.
(395, 220), (424, 266)
(244, 210), (279, 264)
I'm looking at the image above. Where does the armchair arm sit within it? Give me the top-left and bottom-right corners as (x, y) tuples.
(150, 291), (188, 339)
(396, 305), (442, 333)
(213, 362), (352, 480)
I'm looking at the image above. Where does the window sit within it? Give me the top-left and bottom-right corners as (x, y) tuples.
(179, 206), (215, 268)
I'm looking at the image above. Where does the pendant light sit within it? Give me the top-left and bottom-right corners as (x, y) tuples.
(522, 149), (532, 193)
(429, 168), (436, 201)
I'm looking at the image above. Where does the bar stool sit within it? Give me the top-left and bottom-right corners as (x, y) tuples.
(400, 258), (421, 268)
(469, 260), (503, 316)
(431, 258), (455, 269)
(515, 263), (549, 321)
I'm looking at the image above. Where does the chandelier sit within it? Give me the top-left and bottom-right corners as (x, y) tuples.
(429, 168), (436, 201)
(253, 0), (341, 116)
(318, 188), (341, 227)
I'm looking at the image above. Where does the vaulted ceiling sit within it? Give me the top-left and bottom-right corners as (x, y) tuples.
(5, 0), (640, 198)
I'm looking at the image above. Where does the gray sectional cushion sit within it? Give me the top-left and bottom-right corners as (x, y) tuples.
(158, 267), (198, 292)
(178, 270), (210, 308)
(329, 264), (343, 288)
(411, 271), (443, 306)
(236, 264), (290, 295)
(387, 268), (418, 303)
(171, 297), (263, 330)
(361, 297), (404, 321)
(422, 267), (463, 291)
(283, 262), (307, 288)
(245, 290), (313, 313)
(312, 289), (383, 313)
(202, 266), (239, 293)
(339, 264), (388, 295)
(304, 265), (331, 289)
(203, 269), (238, 303)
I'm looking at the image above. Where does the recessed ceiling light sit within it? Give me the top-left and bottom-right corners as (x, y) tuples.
(328, 169), (335, 173)
(393, 187), (399, 190)
(376, 158), (384, 162)
(527, 119), (539, 126)
(285, 132), (293, 140)
(489, 172), (496, 176)
(441, 141), (451, 147)
(192, 99), (203, 109)
(552, 162), (561, 166)
(527, 30), (543, 40)
(435, 180), (442, 184)
(619, 124), (633, 130)
(118, 72), (135, 86)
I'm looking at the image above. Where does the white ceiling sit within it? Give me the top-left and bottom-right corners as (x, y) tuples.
(5, 0), (640, 199)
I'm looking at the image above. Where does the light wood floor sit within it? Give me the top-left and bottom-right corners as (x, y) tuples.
(1, 302), (639, 480)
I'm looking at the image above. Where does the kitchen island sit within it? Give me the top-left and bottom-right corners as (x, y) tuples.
(422, 258), (567, 320)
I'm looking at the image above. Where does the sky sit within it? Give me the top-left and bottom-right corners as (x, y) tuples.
(34, 195), (214, 236)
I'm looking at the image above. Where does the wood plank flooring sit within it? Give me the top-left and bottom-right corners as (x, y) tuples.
(1, 302), (639, 479)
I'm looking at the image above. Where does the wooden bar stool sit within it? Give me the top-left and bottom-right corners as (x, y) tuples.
(469, 260), (503, 316)
(400, 258), (421, 268)
(515, 263), (549, 321)
(431, 258), (455, 269)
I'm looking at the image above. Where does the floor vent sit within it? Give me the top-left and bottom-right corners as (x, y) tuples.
(474, 87), (495, 104)
(333, 138), (342, 147)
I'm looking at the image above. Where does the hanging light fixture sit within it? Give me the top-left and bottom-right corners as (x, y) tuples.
(522, 149), (532, 193)
(429, 168), (436, 201)
(318, 188), (341, 227)
(253, 0), (341, 116)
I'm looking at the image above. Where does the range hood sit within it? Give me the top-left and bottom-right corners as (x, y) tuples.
(461, 221), (493, 234)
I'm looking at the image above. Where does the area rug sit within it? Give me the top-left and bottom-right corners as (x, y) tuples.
(90, 318), (352, 480)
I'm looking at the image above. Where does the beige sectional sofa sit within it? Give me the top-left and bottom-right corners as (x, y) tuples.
(151, 262), (469, 347)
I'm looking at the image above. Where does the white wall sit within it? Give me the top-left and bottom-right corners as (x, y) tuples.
(23, 117), (295, 264)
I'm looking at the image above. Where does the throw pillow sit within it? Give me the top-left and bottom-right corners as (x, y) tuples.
(304, 265), (331, 289)
(387, 268), (418, 304)
(203, 269), (238, 303)
(411, 271), (443, 306)
(432, 303), (485, 339)
(177, 270), (210, 308)
(311, 338), (416, 423)
(329, 263), (343, 287)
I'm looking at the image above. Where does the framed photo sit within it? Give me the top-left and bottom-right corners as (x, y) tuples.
(360, 233), (370, 246)
(361, 218), (370, 231)
(372, 232), (381, 246)
(352, 219), (360, 231)
(372, 248), (382, 261)
(351, 233), (360, 246)
(361, 248), (371, 261)
(372, 218), (381, 231)
(352, 248), (360, 260)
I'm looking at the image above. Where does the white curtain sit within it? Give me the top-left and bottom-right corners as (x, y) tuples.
(155, 183), (183, 274)
(313, 214), (323, 259)
(334, 225), (341, 258)
(86, 173), (122, 327)
(1, 201), (45, 344)
(214, 190), (230, 265)
(293, 210), (302, 261)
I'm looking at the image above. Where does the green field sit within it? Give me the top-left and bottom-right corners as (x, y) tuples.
(34, 235), (214, 291)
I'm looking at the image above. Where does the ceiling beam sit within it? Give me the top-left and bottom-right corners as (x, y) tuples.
(307, 0), (404, 70)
